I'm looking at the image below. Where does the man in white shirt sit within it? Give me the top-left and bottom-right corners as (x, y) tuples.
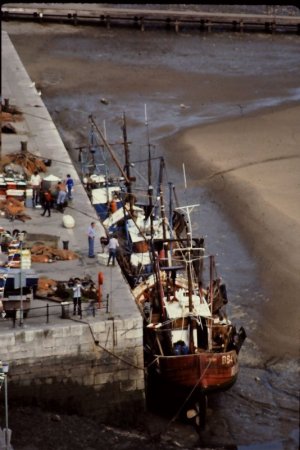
(30, 171), (42, 207)
(88, 222), (96, 258)
(107, 235), (119, 266)
(72, 279), (82, 316)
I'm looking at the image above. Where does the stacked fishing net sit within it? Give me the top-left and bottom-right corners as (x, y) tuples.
(0, 150), (47, 177)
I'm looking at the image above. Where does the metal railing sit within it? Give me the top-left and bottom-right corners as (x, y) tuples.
(0, 301), (101, 328)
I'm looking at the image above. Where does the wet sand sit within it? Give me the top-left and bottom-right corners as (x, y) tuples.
(171, 104), (300, 359)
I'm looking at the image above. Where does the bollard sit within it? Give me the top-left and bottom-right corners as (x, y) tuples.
(61, 302), (70, 319)
(106, 294), (109, 314)
(21, 141), (28, 153)
(18, 308), (24, 327)
(46, 303), (49, 323)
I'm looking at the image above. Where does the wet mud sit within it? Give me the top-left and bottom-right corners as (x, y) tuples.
(2, 20), (299, 450)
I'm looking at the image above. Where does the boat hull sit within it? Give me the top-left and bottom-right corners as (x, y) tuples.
(154, 350), (238, 395)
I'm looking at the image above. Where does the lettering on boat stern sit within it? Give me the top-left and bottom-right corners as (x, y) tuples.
(222, 354), (234, 365)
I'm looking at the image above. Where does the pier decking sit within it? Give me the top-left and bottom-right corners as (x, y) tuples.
(2, 4), (300, 34)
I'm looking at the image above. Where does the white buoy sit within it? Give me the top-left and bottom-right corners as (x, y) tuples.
(62, 215), (75, 229)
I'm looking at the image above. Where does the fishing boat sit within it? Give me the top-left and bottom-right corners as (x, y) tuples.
(132, 205), (246, 426)
(78, 113), (246, 427)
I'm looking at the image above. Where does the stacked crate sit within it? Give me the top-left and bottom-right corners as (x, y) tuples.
(5, 176), (26, 202)
(21, 249), (31, 269)
(7, 241), (21, 268)
(7, 244), (31, 269)
(0, 176), (6, 201)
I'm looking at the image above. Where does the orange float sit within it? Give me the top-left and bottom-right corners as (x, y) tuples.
(110, 200), (117, 213)
(98, 272), (104, 308)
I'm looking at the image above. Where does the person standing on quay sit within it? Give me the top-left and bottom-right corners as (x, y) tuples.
(107, 235), (119, 266)
(88, 222), (96, 258)
(30, 170), (42, 207)
(72, 279), (82, 316)
(56, 181), (67, 212)
(40, 190), (52, 217)
(65, 174), (74, 200)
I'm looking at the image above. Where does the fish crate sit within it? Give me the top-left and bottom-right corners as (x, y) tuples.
(97, 252), (109, 265)
(6, 189), (25, 201)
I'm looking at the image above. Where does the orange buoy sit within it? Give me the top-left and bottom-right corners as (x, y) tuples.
(98, 272), (104, 308)
(110, 200), (117, 213)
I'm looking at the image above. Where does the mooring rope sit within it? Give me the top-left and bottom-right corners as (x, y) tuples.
(70, 316), (145, 371)
(165, 358), (213, 429)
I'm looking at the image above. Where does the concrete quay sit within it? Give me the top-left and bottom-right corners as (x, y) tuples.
(0, 31), (145, 426)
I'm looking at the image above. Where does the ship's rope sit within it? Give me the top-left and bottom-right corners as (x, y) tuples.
(70, 316), (146, 371)
(165, 358), (213, 429)
(146, 356), (159, 369)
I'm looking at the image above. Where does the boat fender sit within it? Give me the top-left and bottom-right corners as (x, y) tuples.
(110, 200), (117, 213)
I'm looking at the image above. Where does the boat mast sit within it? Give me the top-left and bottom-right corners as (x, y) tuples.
(145, 104), (154, 237)
(168, 182), (174, 247)
(208, 254), (215, 351)
(184, 207), (194, 315)
(122, 112), (132, 197)
(88, 115), (130, 185)
(172, 184), (180, 208)
(175, 205), (199, 353)
(100, 120), (110, 204)
(158, 157), (169, 264)
(185, 207), (195, 353)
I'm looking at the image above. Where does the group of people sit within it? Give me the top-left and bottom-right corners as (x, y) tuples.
(88, 222), (119, 266)
(32, 170), (119, 264)
(29, 171), (75, 216)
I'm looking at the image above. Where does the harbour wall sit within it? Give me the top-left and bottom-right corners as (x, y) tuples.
(0, 318), (145, 424)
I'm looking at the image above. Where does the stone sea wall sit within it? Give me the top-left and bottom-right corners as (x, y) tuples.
(1, 318), (145, 425)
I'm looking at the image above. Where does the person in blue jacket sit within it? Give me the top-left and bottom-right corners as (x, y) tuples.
(65, 174), (74, 200)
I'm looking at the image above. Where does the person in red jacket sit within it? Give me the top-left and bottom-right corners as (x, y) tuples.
(41, 190), (52, 217)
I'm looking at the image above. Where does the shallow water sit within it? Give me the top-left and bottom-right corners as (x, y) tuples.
(3, 21), (300, 449)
